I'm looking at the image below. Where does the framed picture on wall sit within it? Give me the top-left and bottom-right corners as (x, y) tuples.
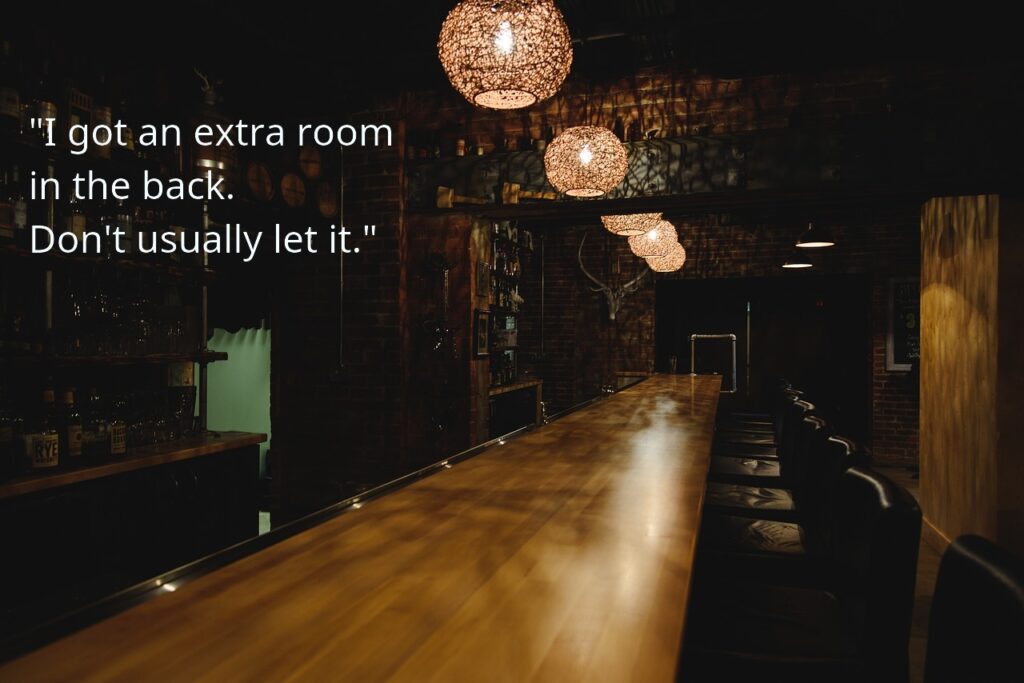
(887, 277), (920, 372)
(474, 309), (490, 358)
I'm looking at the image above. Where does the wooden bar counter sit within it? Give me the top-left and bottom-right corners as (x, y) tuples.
(0, 374), (721, 682)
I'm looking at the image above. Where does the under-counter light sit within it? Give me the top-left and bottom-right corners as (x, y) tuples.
(795, 222), (835, 248)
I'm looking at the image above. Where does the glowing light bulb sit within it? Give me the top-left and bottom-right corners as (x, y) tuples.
(495, 21), (514, 55)
(579, 143), (593, 166)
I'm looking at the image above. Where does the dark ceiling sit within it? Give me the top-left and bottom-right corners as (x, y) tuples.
(8, 1), (1022, 117)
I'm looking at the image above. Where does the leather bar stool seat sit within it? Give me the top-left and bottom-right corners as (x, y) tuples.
(708, 455), (782, 483)
(701, 514), (807, 555)
(924, 535), (1024, 683)
(708, 405), (818, 489)
(684, 467), (922, 682)
(700, 431), (863, 586)
(703, 482), (796, 514)
(705, 423), (848, 522)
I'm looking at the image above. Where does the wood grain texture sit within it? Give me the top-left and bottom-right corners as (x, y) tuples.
(0, 432), (267, 500)
(0, 375), (720, 683)
(920, 195), (1000, 545)
(920, 195), (1024, 556)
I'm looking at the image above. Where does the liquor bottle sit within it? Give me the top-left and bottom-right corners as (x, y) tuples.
(11, 165), (27, 241)
(31, 59), (58, 142)
(0, 39), (20, 134)
(0, 167), (13, 242)
(0, 387), (18, 480)
(115, 95), (138, 161)
(25, 386), (60, 471)
(92, 70), (112, 160)
(59, 389), (83, 468)
(81, 388), (110, 465)
(114, 199), (133, 256)
(109, 394), (127, 459)
(64, 67), (92, 147)
(63, 193), (86, 241)
(95, 196), (116, 257)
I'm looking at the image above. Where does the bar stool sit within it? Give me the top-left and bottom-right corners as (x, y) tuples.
(700, 418), (831, 558)
(707, 401), (816, 487)
(924, 535), (1024, 683)
(713, 396), (812, 461)
(683, 467), (922, 682)
(717, 382), (799, 435)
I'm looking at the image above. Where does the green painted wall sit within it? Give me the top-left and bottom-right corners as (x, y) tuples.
(204, 327), (271, 476)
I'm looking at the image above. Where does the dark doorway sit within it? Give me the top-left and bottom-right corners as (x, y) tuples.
(655, 275), (871, 442)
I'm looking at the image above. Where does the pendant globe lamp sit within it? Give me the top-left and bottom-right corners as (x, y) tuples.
(646, 242), (687, 272)
(544, 126), (629, 197)
(601, 213), (662, 236)
(438, 0), (573, 110)
(628, 220), (678, 258)
(795, 222), (835, 248)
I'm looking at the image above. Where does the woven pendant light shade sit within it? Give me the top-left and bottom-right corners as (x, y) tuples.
(438, 0), (573, 110)
(601, 213), (662, 236)
(544, 126), (629, 197)
(646, 242), (687, 272)
(628, 220), (678, 258)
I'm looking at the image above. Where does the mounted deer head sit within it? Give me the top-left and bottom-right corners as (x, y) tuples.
(578, 232), (649, 321)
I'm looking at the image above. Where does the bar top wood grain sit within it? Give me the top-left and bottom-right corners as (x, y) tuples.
(0, 374), (720, 682)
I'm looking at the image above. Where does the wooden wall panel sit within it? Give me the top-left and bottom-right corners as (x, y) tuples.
(920, 194), (1024, 556)
(920, 195), (999, 545)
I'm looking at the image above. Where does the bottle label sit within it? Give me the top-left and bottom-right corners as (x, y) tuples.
(66, 213), (86, 239)
(31, 433), (60, 469)
(110, 422), (126, 456)
(34, 100), (57, 124)
(67, 424), (83, 457)
(0, 86), (19, 120)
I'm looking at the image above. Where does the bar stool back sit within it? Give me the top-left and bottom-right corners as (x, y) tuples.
(924, 534), (1024, 683)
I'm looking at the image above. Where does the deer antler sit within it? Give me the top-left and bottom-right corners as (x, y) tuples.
(577, 232), (610, 293)
(622, 264), (650, 291)
(194, 68), (211, 92)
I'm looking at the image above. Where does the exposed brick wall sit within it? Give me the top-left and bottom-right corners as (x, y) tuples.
(518, 227), (653, 412)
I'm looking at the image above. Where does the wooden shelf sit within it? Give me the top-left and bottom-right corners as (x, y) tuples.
(405, 184), (938, 223)
(0, 244), (215, 282)
(0, 431), (267, 501)
(0, 351), (228, 366)
(489, 378), (542, 397)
